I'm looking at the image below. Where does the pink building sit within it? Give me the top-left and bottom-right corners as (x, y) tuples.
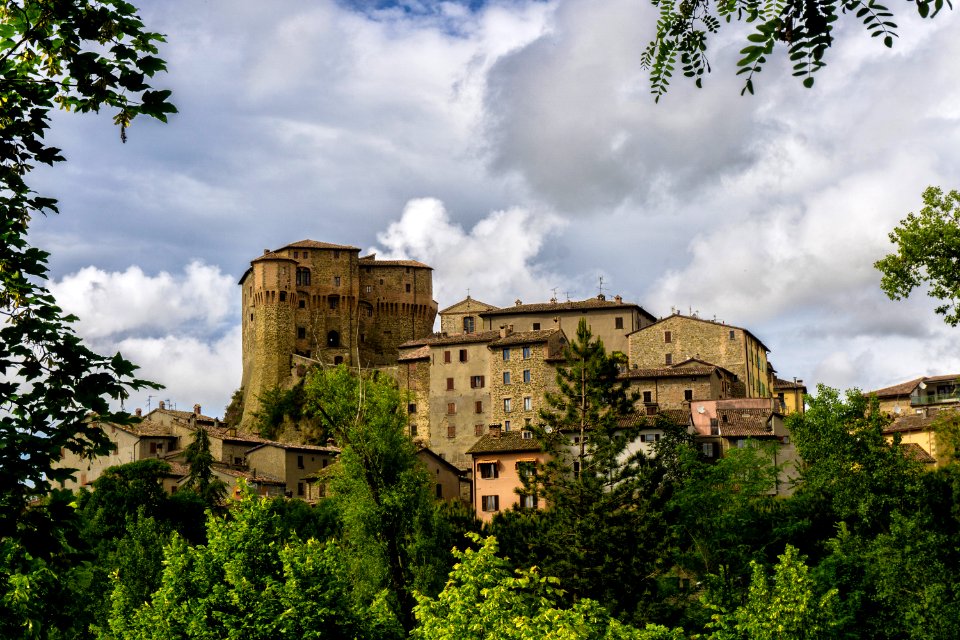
(467, 425), (547, 522)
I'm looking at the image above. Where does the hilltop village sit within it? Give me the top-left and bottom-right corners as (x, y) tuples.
(57, 239), (958, 521)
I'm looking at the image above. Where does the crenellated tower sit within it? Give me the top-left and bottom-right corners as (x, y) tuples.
(239, 240), (437, 427)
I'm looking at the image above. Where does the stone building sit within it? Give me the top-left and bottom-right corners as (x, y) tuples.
(238, 240), (438, 426)
(628, 313), (775, 398)
(487, 327), (567, 433)
(621, 358), (738, 414)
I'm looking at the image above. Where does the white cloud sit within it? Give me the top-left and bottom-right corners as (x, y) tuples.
(49, 261), (236, 340)
(373, 197), (568, 307)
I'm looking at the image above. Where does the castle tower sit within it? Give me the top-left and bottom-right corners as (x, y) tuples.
(238, 241), (438, 427)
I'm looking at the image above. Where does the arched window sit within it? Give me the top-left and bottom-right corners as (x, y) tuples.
(327, 330), (340, 348)
(296, 268), (311, 286)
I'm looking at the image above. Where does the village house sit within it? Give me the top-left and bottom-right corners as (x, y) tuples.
(467, 425), (546, 523)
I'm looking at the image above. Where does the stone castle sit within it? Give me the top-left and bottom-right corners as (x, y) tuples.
(238, 240), (437, 424)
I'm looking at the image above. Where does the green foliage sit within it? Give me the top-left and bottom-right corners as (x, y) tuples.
(412, 535), (685, 640)
(104, 487), (398, 640)
(79, 459), (172, 542)
(183, 428), (227, 507)
(933, 407), (960, 465)
(876, 186), (960, 326)
(642, 0), (950, 100)
(305, 365), (449, 631)
(254, 382), (319, 440)
(222, 387), (244, 428)
(704, 545), (839, 640)
(494, 319), (668, 622)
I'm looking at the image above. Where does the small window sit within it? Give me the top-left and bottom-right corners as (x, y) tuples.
(523, 369), (531, 383)
(444, 350), (451, 363)
(297, 455), (304, 469)
(447, 425), (456, 439)
(149, 442), (157, 454)
(436, 483), (443, 499)
(405, 283), (411, 293)
(296, 268), (311, 286)
(459, 349), (468, 362)
(502, 348), (510, 361)
(503, 398), (512, 413)
(379, 278), (384, 285)
(475, 400), (483, 413)
(729, 330), (735, 340)
(481, 495), (500, 512)
(334, 250), (340, 259)
(615, 317), (624, 330)
(463, 316), (475, 333)
(299, 299), (306, 308)
(524, 396), (532, 411)
(664, 330), (672, 343)
(279, 291), (287, 302)
(522, 346), (531, 360)
(504, 420), (511, 431)
(333, 276), (341, 287)
(410, 424), (418, 437)
(532, 322), (541, 330)
(517, 461), (536, 477)
(293, 251), (299, 258)
(297, 482), (304, 496)
(519, 494), (538, 509)
(327, 330), (340, 347)
(521, 429), (533, 440)
(471, 376), (485, 389)
(408, 403), (417, 414)
(684, 389), (693, 401)
(234, 457), (243, 465)
(475, 424), (484, 436)
(365, 285), (372, 293)
(503, 371), (511, 385)
(665, 353), (672, 365)
(329, 297), (339, 310)
(446, 377), (454, 390)
(297, 327), (306, 339)
(479, 463), (498, 479)
(643, 390), (652, 403)
(702, 442), (716, 458)
(447, 402), (456, 415)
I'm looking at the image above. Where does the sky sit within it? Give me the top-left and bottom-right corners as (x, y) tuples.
(28, 0), (960, 417)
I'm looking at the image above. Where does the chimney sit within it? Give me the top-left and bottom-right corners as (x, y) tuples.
(499, 324), (513, 338)
(158, 400), (165, 410)
(227, 427), (237, 437)
(614, 295), (622, 303)
(193, 404), (201, 416)
(489, 424), (502, 439)
(135, 408), (142, 418)
(326, 438), (336, 447)
(597, 293), (605, 301)
(263, 249), (270, 255)
(515, 299), (522, 306)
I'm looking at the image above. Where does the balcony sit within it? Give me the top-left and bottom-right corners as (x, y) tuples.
(911, 392), (960, 407)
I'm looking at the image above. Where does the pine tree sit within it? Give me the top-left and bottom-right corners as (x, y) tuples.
(184, 428), (226, 506)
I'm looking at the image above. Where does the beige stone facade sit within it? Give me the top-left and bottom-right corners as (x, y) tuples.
(439, 296), (498, 335)
(628, 314), (774, 398)
(245, 442), (339, 499)
(239, 240), (438, 427)
(487, 328), (566, 433)
(621, 359), (737, 414)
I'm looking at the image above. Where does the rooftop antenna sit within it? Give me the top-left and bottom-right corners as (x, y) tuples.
(564, 291), (571, 302)
(146, 395), (153, 411)
(551, 286), (559, 299)
(598, 275), (606, 296)
(466, 288), (470, 298)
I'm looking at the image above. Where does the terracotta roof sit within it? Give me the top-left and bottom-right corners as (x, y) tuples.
(438, 296), (499, 314)
(212, 465), (286, 485)
(617, 409), (691, 428)
(467, 430), (543, 454)
(871, 374), (960, 398)
(774, 378), (807, 391)
(358, 255), (432, 269)
(621, 366), (720, 380)
(489, 328), (562, 347)
(245, 441), (341, 455)
(155, 408), (219, 423)
(280, 239), (360, 251)
(251, 250), (297, 264)
(480, 297), (651, 318)
(110, 419), (175, 438)
(400, 330), (501, 348)
(397, 345), (431, 362)
(883, 408), (958, 434)
(716, 409), (776, 437)
(627, 313), (771, 353)
(163, 461), (191, 477)
(899, 442), (936, 464)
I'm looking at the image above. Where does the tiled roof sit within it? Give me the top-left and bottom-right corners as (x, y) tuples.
(467, 431), (543, 454)
(716, 409), (775, 437)
(397, 345), (431, 362)
(616, 409), (692, 428)
(400, 330), (501, 348)
(774, 378), (807, 391)
(882, 408), (959, 434)
(245, 441), (341, 455)
(164, 461), (191, 477)
(155, 408), (219, 423)
(621, 366), (720, 380)
(358, 255), (432, 269)
(899, 442), (936, 464)
(872, 374), (960, 398)
(480, 297), (645, 317)
(251, 250), (297, 264)
(438, 296), (499, 314)
(280, 239), (360, 251)
(489, 328), (562, 347)
(212, 464), (286, 485)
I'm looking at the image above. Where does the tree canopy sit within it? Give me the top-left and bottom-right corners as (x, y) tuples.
(643, 0), (952, 100)
(875, 185), (960, 326)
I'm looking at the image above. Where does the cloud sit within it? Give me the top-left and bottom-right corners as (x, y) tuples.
(373, 197), (568, 306)
(49, 261), (236, 340)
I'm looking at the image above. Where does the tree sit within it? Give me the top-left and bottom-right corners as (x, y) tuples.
(304, 365), (448, 632)
(412, 535), (685, 640)
(495, 319), (667, 622)
(0, 0), (174, 539)
(183, 427), (227, 506)
(875, 186), (960, 326)
(642, 0), (952, 100)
